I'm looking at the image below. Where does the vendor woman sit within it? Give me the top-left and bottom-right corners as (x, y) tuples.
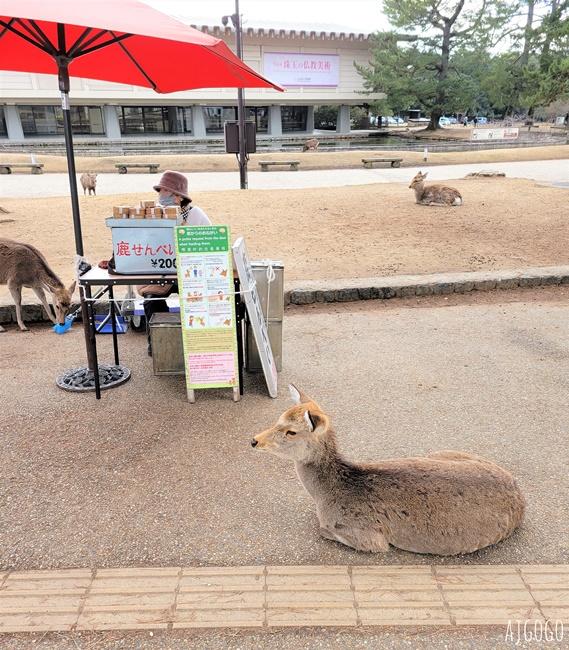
(154, 169), (211, 226)
(138, 170), (211, 355)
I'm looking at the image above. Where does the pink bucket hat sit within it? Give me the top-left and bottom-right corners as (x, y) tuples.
(153, 170), (191, 201)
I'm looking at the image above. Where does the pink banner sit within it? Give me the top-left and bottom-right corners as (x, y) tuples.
(263, 52), (339, 87)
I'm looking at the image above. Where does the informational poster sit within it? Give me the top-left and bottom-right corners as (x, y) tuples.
(175, 226), (239, 398)
(232, 237), (278, 399)
(471, 128), (519, 141)
(263, 52), (339, 87)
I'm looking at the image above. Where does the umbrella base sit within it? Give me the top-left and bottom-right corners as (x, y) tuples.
(56, 364), (131, 392)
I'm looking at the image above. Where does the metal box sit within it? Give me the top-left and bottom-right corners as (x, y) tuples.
(250, 260), (284, 320)
(246, 320), (282, 372)
(149, 312), (184, 375)
(106, 218), (177, 274)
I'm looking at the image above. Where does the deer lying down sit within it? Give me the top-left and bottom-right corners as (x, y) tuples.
(409, 171), (462, 205)
(251, 385), (525, 556)
(0, 238), (76, 332)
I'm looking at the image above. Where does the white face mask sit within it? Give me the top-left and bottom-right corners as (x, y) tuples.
(158, 192), (177, 207)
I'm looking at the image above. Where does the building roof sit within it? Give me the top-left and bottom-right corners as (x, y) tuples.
(166, 14), (373, 40)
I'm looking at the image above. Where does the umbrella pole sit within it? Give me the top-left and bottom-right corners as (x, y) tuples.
(58, 63), (96, 371)
(59, 73), (84, 257)
(55, 61), (130, 396)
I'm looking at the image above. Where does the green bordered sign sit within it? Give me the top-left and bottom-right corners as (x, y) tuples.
(175, 226), (239, 401)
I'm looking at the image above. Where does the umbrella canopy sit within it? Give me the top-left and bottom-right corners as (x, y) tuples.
(0, 0), (284, 92)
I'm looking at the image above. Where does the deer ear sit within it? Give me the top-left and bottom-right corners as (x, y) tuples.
(423, 171), (428, 179)
(303, 409), (323, 433)
(69, 281), (77, 295)
(290, 383), (314, 405)
(303, 410), (315, 432)
(290, 384), (301, 404)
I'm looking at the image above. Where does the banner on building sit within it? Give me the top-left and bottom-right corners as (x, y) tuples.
(263, 52), (339, 87)
(175, 226), (239, 397)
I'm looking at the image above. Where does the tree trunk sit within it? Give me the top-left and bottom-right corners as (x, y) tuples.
(426, 113), (443, 130)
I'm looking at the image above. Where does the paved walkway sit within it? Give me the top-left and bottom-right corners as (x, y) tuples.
(1, 564), (567, 633)
(1, 159), (568, 197)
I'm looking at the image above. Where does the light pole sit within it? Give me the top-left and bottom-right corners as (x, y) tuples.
(222, 0), (247, 189)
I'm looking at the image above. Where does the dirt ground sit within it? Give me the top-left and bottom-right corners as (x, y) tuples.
(0, 142), (568, 289)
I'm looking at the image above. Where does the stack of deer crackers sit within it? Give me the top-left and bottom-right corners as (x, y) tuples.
(111, 200), (180, 220)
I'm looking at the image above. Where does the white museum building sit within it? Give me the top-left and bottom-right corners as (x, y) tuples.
(0, 18), (384, 141)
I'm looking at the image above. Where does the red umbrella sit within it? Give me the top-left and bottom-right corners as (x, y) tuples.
(0, 0), (283, 394)
(0, 0), (283, 93)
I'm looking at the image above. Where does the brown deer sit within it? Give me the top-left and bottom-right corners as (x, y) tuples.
(251, 384), (525, 556)
(0, 238), (76, 332)
(302, 138), (319, 152)
(409, 171), (462, 206)
(80, 172), (97, 196)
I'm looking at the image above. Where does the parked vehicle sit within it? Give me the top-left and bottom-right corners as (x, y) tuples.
(477, 116), (488, 125)
(370, 116), (405, 126)
(439, 117), (451, 126)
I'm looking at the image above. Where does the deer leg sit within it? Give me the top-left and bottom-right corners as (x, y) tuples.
(31, 286), (57, 325)
(319, 523), (390, 553)
(7, 285), (28, 331)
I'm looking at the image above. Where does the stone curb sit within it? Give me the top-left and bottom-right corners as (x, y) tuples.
(2, 266), (569, 326)
(0, 564), (567, 633)
(283, 266), (569, 306)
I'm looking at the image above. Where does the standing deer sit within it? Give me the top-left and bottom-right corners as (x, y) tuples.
(409, 171), (462, 206)
(80, 172), (97, 195)
(251, 384), (525, 556)
(0, 238), (76, 332)
(302, 138), (319, 152)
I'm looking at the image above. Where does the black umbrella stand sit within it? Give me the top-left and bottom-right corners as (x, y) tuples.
(55, 58), (130, 396)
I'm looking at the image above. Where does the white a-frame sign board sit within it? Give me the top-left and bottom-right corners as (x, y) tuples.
(232, 237), (278, 398)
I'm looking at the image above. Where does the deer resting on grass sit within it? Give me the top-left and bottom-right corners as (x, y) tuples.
(251, 385), (525, 556)
(0, 238), (76, 332)
(409, 171), (462, 206)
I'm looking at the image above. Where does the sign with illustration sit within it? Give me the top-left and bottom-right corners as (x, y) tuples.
(471, 128), (519, 141)
(232, 237), (278, 398)
(175, 226), (239, 399)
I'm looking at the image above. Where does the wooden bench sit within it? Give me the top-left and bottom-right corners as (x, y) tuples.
(258, 160), (300, 172)
(0, 163), (44, 174)
(362, 158), (403, 169)
(115, 163), (160, 174)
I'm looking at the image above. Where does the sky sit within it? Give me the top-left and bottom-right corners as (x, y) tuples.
(144, 0), (390, 34)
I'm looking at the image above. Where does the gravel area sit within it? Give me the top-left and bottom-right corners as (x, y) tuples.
(3, 625), (568, 650)
(1, 286), (568, 573)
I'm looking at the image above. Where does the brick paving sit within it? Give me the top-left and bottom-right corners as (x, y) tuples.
(1, 564), (567, 633)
